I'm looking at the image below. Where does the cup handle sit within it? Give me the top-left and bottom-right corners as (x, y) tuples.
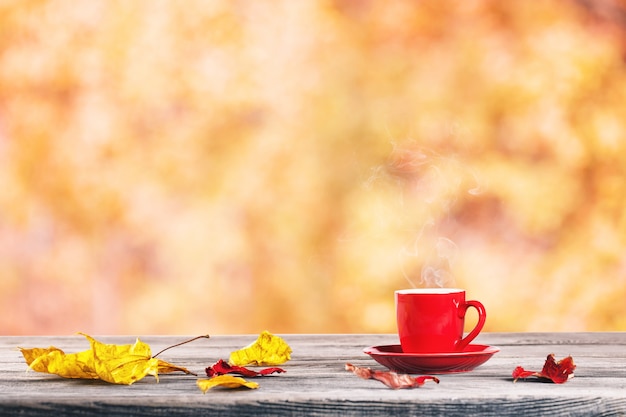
(455, 300), (486, 351)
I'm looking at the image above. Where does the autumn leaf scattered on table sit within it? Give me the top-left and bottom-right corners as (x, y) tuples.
(345, 363), (439, 389)
(197, 375), (259, 392)
(206, 359), (285, 377)
(512, 354), (576, 384)
(20, 333), (208, 385)
(229, 330), (292, 366)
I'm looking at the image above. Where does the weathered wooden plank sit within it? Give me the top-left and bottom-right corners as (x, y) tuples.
(1, 333), (625, 416)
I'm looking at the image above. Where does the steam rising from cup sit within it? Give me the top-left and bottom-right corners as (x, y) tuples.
(399, 232), (458, 289)
(420, 237), (458, 288)
(378, 138), (481, 290)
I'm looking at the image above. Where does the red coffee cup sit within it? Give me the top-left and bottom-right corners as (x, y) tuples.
(396, 288), (486, 353)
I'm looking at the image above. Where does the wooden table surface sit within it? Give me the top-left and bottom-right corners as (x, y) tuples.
(1, 332), (625, 416)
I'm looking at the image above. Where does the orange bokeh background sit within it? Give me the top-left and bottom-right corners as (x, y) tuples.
(2, 0), (626, 335)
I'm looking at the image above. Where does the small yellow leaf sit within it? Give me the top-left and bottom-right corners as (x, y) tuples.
(228, 330), (292, 366)
(197, 375), (259, 393)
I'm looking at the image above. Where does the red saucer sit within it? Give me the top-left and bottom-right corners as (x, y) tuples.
(363, 344), (500, 374)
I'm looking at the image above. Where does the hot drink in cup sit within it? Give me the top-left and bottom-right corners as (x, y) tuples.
(395, 288), (486, 353)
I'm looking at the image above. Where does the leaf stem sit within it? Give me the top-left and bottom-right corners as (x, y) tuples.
(153, 335), (210, 358)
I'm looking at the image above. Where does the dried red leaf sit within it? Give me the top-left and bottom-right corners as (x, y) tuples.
(512, 354), (576, 384)
(205, 359), (285, 377)
(345, 363), (439, 389)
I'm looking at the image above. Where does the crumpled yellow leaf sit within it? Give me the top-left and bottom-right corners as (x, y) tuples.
(228, 330), (292, 366)
(197, 375), (259, 393)
(20, 333), (192, 385)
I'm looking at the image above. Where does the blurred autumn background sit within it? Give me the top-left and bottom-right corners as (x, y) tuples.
(2, 0), (626, 336)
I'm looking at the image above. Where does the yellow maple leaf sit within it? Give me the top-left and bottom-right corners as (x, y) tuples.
(197, 375), (259, 393)
(20, 333), (193, 385)
(228, 330), (292, 366)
